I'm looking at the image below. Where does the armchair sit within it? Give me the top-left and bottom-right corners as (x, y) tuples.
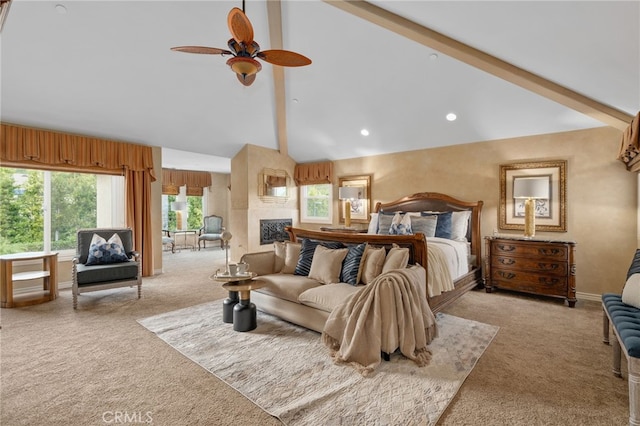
(72, 228), (141, 309)
(198, 215), (224, 250)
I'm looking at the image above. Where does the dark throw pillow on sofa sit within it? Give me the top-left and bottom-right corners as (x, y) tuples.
(340, 242), (367, 285)
(294, 238), (344, 276)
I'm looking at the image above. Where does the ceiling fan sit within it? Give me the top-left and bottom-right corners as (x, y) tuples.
(171, 3), (312, 86)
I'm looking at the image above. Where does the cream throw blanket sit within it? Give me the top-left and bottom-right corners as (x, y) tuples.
(321, 265), (437, 376)
(426, 243), (455, 297)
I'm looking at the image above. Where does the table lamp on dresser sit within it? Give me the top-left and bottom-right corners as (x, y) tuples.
(513, 177), (549, 238)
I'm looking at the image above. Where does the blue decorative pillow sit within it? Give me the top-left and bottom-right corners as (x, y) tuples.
(294, 238), (345, 276)
(421, 211), (453, 239)
(389, 213), (413, 235)
(340, 243), (367, 285)
(86, 233), (130, 265)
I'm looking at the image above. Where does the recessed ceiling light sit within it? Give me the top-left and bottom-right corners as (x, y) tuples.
(55, 4), (67, 14)
(429, 53), (439, 61)
(446, 113), (457, 122)
(292, 98), (299, 104)
(360, 129), (369, 136)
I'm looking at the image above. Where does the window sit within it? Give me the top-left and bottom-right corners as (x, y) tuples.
(0, 167), (124, 256)
(162, 194), (204, 230)
(300, 184), (332, 224)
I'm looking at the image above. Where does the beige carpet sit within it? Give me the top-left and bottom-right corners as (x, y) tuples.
(0, 248), (630, 425)
(138, 302), (498, 425)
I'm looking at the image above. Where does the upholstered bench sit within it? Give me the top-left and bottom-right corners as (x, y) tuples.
(602, 249), (640, 426)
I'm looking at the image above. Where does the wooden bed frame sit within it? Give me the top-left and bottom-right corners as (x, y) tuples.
(286, 192), (484, 313)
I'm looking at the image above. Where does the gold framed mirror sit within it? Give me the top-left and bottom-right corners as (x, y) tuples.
(258, 168), (290, 202)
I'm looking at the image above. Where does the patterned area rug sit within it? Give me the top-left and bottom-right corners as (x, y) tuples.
(138, 302), (498, 425)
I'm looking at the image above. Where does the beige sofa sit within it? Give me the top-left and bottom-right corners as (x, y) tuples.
(240, 244), (427, 356)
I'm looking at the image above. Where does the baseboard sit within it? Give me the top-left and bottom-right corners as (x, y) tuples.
(576, 291), (600, 302)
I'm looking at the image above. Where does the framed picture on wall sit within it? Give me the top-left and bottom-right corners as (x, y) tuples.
(499, 160), (567, 232)
(338, 175), (371, 224)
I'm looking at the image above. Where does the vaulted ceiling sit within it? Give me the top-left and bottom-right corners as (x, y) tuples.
(2, 1), (638, 173)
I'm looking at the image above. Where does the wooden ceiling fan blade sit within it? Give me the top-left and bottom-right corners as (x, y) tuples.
(236, 73), (256, 86)
(227, 7), (254, 45)
(171, 46), (232, 55)
(258, 50), (312, 67)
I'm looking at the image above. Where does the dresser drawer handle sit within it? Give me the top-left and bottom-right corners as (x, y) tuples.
(538, 248), (563, 257)
(539, 277), (561, 285)
(497, 244), (516, 252)
(498, 258), (516, 266)
(497, 271), (516, 280)
(537, 263), (559, 271)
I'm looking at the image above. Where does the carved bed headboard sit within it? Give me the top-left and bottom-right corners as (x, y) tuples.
(374, 192), (483, 267)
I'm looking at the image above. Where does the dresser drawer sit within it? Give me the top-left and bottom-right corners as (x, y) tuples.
(491, 241), (568, 261)
(491, 269), (567, 296)
(491, 256), (568, 276)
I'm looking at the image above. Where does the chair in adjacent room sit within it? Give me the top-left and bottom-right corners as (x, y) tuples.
(162, 230), (175, 253)
(198, 215), (224, 250)
(71, 228), (142, 309)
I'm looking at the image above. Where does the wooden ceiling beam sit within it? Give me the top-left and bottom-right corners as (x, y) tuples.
(266, 0), (289, 157)
(324, 0), (633, 130)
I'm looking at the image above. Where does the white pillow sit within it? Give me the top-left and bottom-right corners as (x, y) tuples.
(622, 273), (640, 309)
(367, 213), (379, 234)
(451, 210), (472, 241)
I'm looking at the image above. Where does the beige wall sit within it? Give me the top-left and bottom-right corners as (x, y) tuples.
(229, 144), (297, 261)
(330, 126), (636, 296)
(205, 172), (230, 222)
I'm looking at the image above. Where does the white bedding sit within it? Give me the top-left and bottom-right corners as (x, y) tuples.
(427, 236), (470, 286)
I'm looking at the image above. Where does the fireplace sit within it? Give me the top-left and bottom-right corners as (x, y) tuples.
(260, 219), (293, 245)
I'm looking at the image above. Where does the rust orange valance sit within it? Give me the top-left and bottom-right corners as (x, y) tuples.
(162, 168), (212, 196)
(618, 111), (640, 172)
(0, 123), (156, 180)
(294, 161), (333, 186)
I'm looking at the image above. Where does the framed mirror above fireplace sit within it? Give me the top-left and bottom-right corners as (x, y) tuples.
(258, 168), (290, 202)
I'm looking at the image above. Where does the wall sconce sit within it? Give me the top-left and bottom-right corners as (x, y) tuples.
(513, 177), (549, 238)
(170, 201), (187, 231)
(339, 186), (360, 228)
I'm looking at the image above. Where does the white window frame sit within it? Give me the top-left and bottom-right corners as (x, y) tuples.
(299, 184), (332, 224)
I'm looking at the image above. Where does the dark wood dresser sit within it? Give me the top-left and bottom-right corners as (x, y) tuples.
(484, 236), (577, 307)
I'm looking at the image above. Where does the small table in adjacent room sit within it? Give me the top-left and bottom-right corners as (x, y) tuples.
(210, 272), (265, 332)
(1, 251), (59, 308)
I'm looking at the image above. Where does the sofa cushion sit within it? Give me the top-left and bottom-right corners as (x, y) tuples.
(274, 241), (286, 272)
(308, 245), (349, 284)
(340, 243), (367, 285)
(298, 283), (363, 312)
(76, 261), (139, 285)
(254, 274), (321, 303)
(382, 243), (410, 273)
(294, 238), (344, 276)
(360, 246), (386, 284)
(86, 233), (130, 265)
(281, 242), (301, 274)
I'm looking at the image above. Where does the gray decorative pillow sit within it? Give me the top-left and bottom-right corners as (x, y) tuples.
(410, 215), (437, 237)
(377, 212), (395, 235)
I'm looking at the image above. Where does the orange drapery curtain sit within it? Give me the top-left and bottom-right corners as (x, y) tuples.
(618, 112), (640, 172)
(1, 123), (157, 276)
(162, 168), (211, 196)
(294, 161), (333, 186)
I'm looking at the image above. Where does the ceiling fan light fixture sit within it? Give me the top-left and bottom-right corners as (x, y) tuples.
(226, 56), (261, 77)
